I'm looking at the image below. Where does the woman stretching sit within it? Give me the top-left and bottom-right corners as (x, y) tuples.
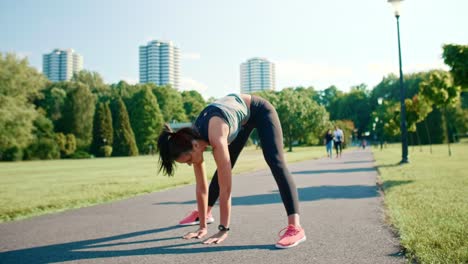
(157, 94), (306, 249)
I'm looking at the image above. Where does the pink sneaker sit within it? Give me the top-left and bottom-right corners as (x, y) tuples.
(275, 225), (306, 249)
(178, 210), (215, 226)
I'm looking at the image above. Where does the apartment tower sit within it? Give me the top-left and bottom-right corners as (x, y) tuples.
(240, 57), (276, 93)
(139, 40), (180, 90)
(42, 49), (83, 82)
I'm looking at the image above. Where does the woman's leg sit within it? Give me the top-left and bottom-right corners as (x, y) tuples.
(207, 125), (255, 208)
(255, 103), (300, 222)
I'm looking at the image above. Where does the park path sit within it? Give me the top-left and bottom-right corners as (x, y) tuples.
(0, 148), (404, 264)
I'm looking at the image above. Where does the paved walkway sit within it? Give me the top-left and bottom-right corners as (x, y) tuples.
(0, 149), (404, 264)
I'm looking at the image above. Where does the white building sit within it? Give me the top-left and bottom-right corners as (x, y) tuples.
(139, 40), (180, 90)
(240, 57), (276, 93)
(42, 49), (83, 82)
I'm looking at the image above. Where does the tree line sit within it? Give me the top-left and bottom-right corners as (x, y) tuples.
(0, 44), (466, 161)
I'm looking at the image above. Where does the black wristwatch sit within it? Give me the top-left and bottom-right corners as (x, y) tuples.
(218, 224), (230, 232)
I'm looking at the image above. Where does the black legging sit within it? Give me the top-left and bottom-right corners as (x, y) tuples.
(207, 95), (300, 216)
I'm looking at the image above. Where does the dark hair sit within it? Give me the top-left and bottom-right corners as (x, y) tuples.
(156, 124), (202, 176)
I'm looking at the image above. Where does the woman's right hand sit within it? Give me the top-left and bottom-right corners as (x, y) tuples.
(182, 227), (208, 239)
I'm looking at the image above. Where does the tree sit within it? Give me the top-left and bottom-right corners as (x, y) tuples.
(0, 53), (46, 159)
(57, 82), (96, 149)
(37, 84), (67, 123)
(111, 97), (138, 156)
(419, 70), (461, 156)
(128, 87), (163, 154)
(442, 44), (468, 90)
(72, 70), (111, 99)
(152, 85), (188, 122)
(90, 101), (113, 157)
(56, 133), (77, 158)
(181, 90), (206, 122)
(317, 85), (341, 110)
(275, 88), (329, 151)
(331, 87), (371, 138)
(23, 113), (60, 160)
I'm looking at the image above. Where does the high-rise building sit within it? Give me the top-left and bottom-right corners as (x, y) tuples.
(42, 49), (83, 82)
(240, 57), (276, 93)
(139, 40), (180, 90)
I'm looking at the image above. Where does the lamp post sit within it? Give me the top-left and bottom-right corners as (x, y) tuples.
(377, 97), (384, 150)
(388, 0), (409, 164)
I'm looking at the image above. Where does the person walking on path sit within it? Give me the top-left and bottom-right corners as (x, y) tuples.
(333, 126), (344, 158)
(324, 129), (334, 158)
(157, 94), (306, 249)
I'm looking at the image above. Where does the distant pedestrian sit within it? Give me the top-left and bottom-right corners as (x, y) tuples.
(324, 129), (334, 158)
(333, 126), (344, 158)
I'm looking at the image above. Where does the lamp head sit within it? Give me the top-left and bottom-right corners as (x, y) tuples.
(388, 0), (403, 17)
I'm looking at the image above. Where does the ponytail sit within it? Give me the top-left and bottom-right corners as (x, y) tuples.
(156, 124), (201, 176)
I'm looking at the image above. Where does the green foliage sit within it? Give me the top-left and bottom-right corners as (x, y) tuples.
(152, 85), (188, 122)
(111, 97), (138, 156)
(275, 88), (329, 151)
(0, 53), (46, 156)
(2, 147), (23, 161)
(57, 82), (96, 149)
(23, 113), (60, 160)
(419, 70), (461, 108)
(420, 70), (461, 150)
(405, 95), (432, 132)
(317, 85), (342, 110)
(100, 146), (113, 157)
(181, 90), (206, 122)
(72, 70), (111, 98)
(55, 133), (77, 157)
(442, 44), (468, 90)
(37, 84), (67, 122)
(90, 101), (113, 157)
(69, 150), (92, 159)
(0, 53), (46, 100)
(330, 86), (371, 137)
(128, 87), (163, 154)
(0, 96), (37, 152)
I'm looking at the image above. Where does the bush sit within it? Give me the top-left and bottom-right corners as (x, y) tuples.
(1, 147), (23, 161)
(68, 150), (92, 159)
(100, 145), (113, 157)
(23, 138), (60, 160)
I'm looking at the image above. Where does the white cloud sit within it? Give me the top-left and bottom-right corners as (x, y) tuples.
(367, 60), (449, 76)
(276, 60), (354, 85)
(180, 77), (208, 93)
(121, 77), (138, 85)
(16, 51), (32, 60)
(182, 52), (201, 60)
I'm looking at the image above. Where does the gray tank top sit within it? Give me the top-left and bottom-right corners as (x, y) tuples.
(194, 94), (250, 144)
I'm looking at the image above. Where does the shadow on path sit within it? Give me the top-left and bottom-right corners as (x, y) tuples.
(0, 225), (273, 264)
(157, 184), (394, 206)
(292, 168), (376, 174)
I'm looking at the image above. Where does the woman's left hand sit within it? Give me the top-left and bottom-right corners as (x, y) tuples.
(203, 231), (229, 244)
(183, 227), (208, 239)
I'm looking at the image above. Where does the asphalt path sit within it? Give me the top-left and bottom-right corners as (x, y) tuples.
(0, 148), (405, 264)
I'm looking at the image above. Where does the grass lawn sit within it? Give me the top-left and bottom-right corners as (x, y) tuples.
(373, 142), (468, 264)
(0, 145), (325, 223)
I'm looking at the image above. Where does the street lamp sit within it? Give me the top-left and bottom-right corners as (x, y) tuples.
(377, 97), (384, 150)
(388, 0), (409, 164)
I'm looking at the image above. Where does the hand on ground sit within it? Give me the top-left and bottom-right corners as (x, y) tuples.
(203, 231), (228, 244)
(183, 228), (207, 239)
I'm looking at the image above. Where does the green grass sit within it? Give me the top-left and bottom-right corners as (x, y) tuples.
(0, 145), (325, 223)
(373, 143), (468, 264)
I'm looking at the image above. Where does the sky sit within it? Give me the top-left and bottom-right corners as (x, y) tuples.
(1, 0), (467, 99)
